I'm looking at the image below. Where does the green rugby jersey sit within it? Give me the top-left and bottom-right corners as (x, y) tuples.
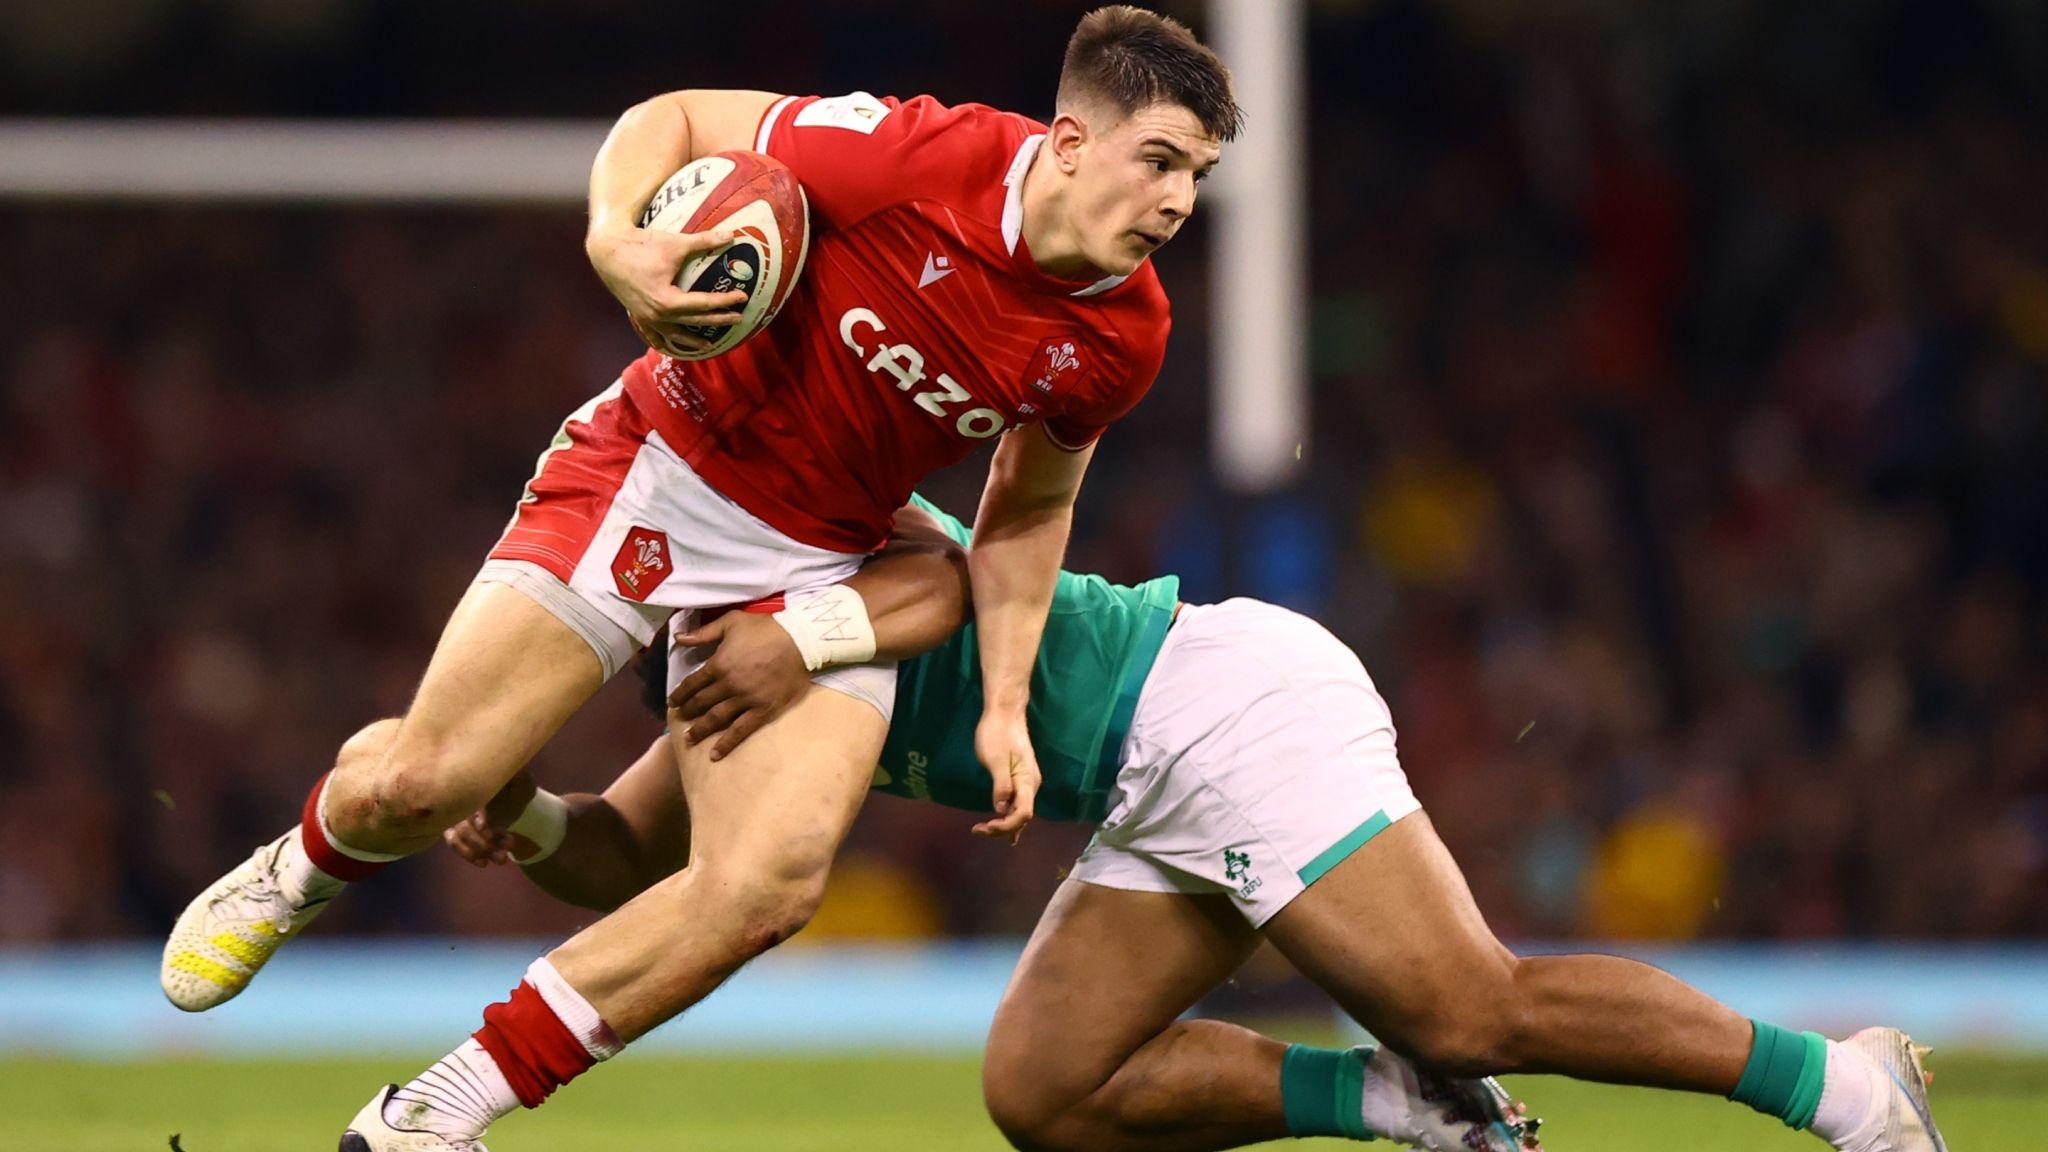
(872, 495), (1179, 824)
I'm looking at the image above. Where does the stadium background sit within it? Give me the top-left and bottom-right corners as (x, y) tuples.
(3, 0), (2046, 1147)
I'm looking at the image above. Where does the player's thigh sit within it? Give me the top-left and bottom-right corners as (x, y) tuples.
(1260, 811), (1515, 1044)
(360, 580), (605, 804)
(985, 879), (1259, 1115)
(672, 679), (888, 880)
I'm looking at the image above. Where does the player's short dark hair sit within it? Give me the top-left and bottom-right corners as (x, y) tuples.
(1057, 6), (1243, 142)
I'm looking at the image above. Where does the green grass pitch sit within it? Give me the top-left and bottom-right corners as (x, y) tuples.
(15, 1051), (2044, 1150)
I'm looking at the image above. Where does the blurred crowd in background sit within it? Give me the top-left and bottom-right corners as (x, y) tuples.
(3, 0), (2046, 946)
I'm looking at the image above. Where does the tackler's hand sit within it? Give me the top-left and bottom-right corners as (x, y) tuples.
(670, 611), (812, 760)
(971, 709), (1041, 842)
(443, 768), (541, 866)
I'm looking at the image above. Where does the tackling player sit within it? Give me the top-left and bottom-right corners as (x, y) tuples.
(362, 498), (1943, 1152)
(161, 5), (1240, 1143)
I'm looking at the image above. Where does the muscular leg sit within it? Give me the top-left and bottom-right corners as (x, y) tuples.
(981, 880), (1275, 1152)
(548, 683), (886, 1038)
(1262, 811), (1751, 1091)
(161, 582), (610, 1014)
(355, 684), (887, 1144)
(322, 581), (607, 855)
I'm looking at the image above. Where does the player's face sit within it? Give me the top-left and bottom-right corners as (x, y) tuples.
(1072, 103), (1222, 276)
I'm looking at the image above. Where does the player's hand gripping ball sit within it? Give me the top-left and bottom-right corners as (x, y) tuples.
(638, 151), (810, 360)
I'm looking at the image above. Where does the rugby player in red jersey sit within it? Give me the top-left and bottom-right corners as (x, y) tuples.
(159, 8), (1240, 1146)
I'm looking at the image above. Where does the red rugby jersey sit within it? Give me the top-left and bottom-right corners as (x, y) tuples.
(619, 91), (1171, 553)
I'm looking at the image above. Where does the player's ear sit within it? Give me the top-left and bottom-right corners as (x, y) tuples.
(1045, 109), (1090, 173)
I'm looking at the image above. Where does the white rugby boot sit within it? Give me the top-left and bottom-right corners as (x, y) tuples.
(1836, 1027), (1949, 1152)
(160, 828), (334, 1010)
(341, 1086), (491, 1152)
(1365, 1046), (1545, 1150)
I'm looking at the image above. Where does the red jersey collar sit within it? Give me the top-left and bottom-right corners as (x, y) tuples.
(1000, 135), (1133, 298)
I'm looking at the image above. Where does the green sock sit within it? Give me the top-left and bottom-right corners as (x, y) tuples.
(1729, 1019), (1828, 1130)
(1280, 1044), (1375, 1141)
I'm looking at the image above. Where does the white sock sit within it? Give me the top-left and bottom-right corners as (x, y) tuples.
(526, 957), (624, 1059)
(1810, 1040), (1885, 1151)
(274, 826), (347, 904)
(279, 779), (407, 903)
(317, 776), (408, 861)
(385, 1038), (522, 1141)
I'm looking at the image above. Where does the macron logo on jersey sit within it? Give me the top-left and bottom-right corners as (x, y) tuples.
(919, 252), (956, 289)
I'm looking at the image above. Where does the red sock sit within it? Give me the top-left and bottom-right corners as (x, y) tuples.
(298, 772), (396, 882)
(472, 959), (623, 1107)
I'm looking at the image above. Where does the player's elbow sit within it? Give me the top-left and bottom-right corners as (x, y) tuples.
(526, 868), (634, 915)
(898, 538), (975, 621)
(525, 840), (675, 916)
(574, 798), (684, 911)
(622, 89), (691, 121)
(878, 531), (967, 568)
(940, 543), (974, 623)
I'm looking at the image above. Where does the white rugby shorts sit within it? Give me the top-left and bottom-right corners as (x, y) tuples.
(667, 611), (896, 723)
(478, 381), (895, 718)
(1071, 599), (1423, 926)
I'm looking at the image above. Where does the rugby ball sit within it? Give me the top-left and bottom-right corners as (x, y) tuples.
(637, 150), (810, 360)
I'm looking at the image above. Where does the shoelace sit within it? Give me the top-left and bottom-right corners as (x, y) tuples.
(1415, 1073), (1543, 1151)
(216, 843), (296, 934)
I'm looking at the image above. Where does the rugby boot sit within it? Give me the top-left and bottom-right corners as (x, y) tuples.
(160, 828), (333, 1010)
(341, 1086), (491, 1152)
(1368, 1045), (1546, 1150)
(1840, 1027), (1948, 1152)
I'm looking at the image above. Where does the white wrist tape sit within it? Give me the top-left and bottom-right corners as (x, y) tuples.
(507, 788), (570, 865)
(772, 583), (878, 672)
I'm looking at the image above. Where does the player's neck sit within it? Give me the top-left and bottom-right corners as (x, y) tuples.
(1018, 147), (1107, 281)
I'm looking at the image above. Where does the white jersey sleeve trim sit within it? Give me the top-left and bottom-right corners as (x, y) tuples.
(1039, 422), (1097, 453)
(754, 95), (797, 153)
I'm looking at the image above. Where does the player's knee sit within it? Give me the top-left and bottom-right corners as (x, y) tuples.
(359, 738), (481, 834)
(1396, 1020), (1513, 1077)
(986, 1104), (1107, 1152)
(982, 1081), (1064, 1152)
(981, 1042), (1034, 1143)
(981, 1051), (1093, 1151)
(736, 887), (824, 956)
(766, 873), (830, 946)
(336, 718), (403, 771)
(1385, 965), (1529, 1076)
(712, 862), (832, 957)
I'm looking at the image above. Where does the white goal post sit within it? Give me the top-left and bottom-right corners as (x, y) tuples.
(0, 119), (605, 203)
